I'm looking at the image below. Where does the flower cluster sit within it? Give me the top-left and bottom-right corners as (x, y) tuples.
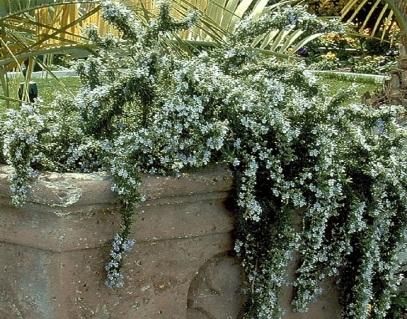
(105, 234), (135, 288)
(1, 102), (45, 206)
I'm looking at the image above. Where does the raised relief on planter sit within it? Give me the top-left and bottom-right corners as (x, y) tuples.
(187, 254), (246, 319)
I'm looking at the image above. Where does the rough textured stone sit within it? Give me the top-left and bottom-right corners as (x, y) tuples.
(187, 254), (246, 319)
(0, 165), (342, 319)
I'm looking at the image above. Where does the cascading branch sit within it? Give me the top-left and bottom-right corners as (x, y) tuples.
(0, 1), (405, 318)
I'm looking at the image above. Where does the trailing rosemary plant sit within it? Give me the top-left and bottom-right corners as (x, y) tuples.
(0, 1), (405, 318)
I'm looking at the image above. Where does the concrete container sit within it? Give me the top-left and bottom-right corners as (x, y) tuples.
(0, 165), (341, 319)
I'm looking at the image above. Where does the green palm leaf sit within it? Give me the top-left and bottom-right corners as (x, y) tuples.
(0, 0), (96, 18)
(341, 0), (407, 39)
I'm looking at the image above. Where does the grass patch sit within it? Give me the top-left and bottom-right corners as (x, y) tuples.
(0, 76), (81, 111)
(316, 76), (381, 103)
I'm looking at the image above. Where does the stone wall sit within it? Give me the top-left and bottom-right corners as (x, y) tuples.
(0, 165), (341, 319)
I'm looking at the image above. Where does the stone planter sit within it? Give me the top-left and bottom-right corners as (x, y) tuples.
(0, 165), (341, 319)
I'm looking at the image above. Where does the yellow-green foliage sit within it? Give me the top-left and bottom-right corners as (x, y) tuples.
(308, 0), (348, 16)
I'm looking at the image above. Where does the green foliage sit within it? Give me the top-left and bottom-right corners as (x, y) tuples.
(0, 1), (406, 318)
(351, 55), (397, 74)
(387, 290), (407, 318)
(306, 31), (398, 75)
(308, 0), (347, 16)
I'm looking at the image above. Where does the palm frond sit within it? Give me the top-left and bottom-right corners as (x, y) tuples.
(0, 0), (96, 19)
(0, 0), (105, 100)
(121, 0), (329, 57)
(341, 0), (407, 40)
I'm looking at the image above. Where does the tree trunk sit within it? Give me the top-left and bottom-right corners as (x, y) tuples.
(385, 32), (407, 107)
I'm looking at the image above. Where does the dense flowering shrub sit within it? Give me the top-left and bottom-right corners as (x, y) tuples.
(0, 1), (406, 318)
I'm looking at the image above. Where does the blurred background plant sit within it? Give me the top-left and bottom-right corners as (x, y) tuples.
(0, 0), (345, 107)
(308, 0), (348, 16)
(0, 0), (113, 106)
(1, 0), (407, 95)
(337, 0), (407, 105)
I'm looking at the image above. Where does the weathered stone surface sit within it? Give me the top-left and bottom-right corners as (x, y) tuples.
(0, 165), (342, 319)
(187, 254), (246, 319)
(0, 165), (238, 319)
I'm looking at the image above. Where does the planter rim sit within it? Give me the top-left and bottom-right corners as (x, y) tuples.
(0, 164), (233, 209)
